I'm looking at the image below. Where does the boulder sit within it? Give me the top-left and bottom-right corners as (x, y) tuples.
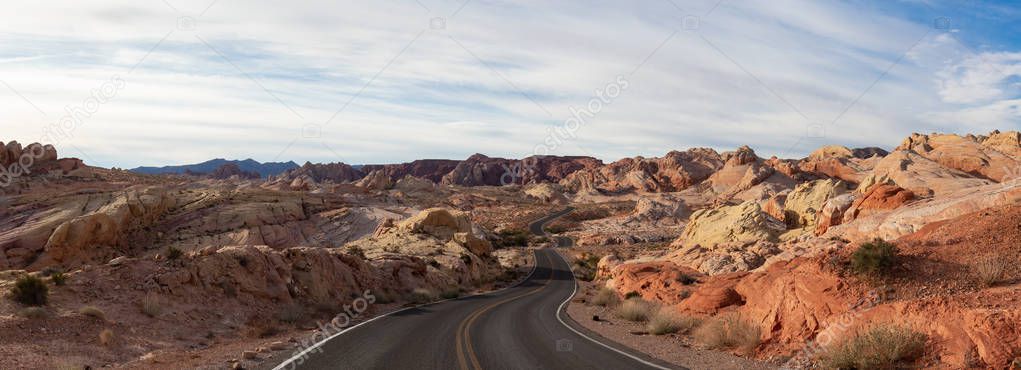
(871, 150), (990, 197)
(841, 184), (914, 223)
(814, 193), (857, 235)
(783, 179), (848, 228)
(355, 170), (393, 191)
(673, 201), (785, 248)
(524, 183), (569, 204)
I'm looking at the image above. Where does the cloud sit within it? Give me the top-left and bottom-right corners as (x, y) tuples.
(0, 0), (1018, 168)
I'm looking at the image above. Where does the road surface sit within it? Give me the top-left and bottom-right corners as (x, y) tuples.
(275, 210), (678, 370)
(528, 207), (575, 247)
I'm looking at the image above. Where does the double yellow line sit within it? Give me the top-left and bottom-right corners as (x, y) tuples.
(455, 251), (554, 370)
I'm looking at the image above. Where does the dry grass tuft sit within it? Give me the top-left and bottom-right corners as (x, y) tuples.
(819, 324), (927, 370)
(592, 286), (621, 307)
(974, 255), (1007, 287)
(140, 293), (163, 318)
(79, 305), (106, 321)
(99, 329), (114, 346)
(693, 312), (761, 353)
(646, 309), (701, 335)
(19, 307), (48, 319)
(615, 298), (657, 322)
(409, 288), (437, 304)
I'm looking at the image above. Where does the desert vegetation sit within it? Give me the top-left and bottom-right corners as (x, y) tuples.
(692, 313), (761, 354)
(819, 325), (927, 369)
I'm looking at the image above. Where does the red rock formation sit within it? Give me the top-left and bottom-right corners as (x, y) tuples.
(209, 163), (260, 179)
(280, 162), (364, 183)
(562, 148), (724, 193)
(360, 159), (460, 183)
(841, 184), (914, 223)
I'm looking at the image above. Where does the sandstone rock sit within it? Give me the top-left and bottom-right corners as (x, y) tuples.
(595, 254), (621, 280)
(629, 196), (688, 222)
(826, 182), (1021, 242)
(897, 132), (1021, 182)
(673, 201), (785, 248)
(523, 183), (568, 204)
(605, 262), (702, 305)
(393, 175), (435, 192)
(360, 159), (460, 183)
(814, 193), (856, 235)
(561, 148), (723, 193)
(872, 150), (990, 197)
(761, 192), (788, 222)
(841, 184), (914, 224)
(667, 240), (782, 275)
(355, 170), (393, 191)
(783, 179), (848, 228)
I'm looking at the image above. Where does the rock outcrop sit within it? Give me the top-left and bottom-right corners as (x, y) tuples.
(560, 148), (724, 193)
(673, 201), (785, 248)
(897, 131), (1021, 182)
(871, 150), (991, 197)
(782, 179), (849, 228)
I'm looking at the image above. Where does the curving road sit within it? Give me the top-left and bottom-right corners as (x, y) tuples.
(274, 210), (678, 370)
(528, 207), (575, 248)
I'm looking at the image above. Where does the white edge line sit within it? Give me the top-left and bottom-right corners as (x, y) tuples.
(551, 250), (674, 370)
(271, 249), (542, 370)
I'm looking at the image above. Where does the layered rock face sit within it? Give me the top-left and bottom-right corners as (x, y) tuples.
(360, 159), (460, 183)
(673, 201), (785, 248)
(440, 154), (602, 187)
(897, 131), (1021, 182)
(348, 208), (494, 284)
(278, 161), (365, 183)
(208, 163), (260, 179)
(561, 148), (724, 193)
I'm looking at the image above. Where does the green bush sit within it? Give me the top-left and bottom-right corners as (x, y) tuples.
(440, 288), (462, 299)
(494, 229), (530, 248)
(50, 272), (68, 286)
(166, 246), (184, 260)
(850, 239), (898, 276)
(10, 275), (48, 306)
(820, 325), (927, 369)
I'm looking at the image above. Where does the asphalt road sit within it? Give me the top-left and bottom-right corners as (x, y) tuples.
(528, 207), (575, 247)
(276, 210), (677, 370)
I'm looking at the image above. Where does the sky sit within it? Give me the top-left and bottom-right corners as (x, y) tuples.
(0, 0), (1020, 168)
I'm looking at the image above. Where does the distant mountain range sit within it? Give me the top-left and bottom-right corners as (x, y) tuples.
(130, 159), (299, 178)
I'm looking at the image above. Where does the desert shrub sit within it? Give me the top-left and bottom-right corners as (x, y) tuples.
(819, 325), (927, 370)
(850, 239), (898, 276)
(277, 304), (304, 324)
(494, 229), (530, 248)
(440, 287), (462, 300)
(409, 288), (437, 304)
(346, 246), (366, 259)
(974, 255), (1007, 287)
(10, 275), (48, 306)
(79, 305), (106, 320)
(99, 329), (114, 346)
(50, 272), (68, 286)
(693, 313), (761, 353)
(141, 293), (163, 318)
(615, 298), (657, 322)
(592, 287), (621, 307)
(624, 291), (641, 299)
(19, 307), (48, 319)
(166, 246), (184, 260)
(647, 309), (700, 335)
(676, 274), (697, 285)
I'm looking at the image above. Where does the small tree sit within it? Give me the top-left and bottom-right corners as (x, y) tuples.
(851, 239), (898, 276)
(11, 275), (49, 306)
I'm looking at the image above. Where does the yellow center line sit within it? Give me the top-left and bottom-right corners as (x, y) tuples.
(456, 251), (555, 370)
